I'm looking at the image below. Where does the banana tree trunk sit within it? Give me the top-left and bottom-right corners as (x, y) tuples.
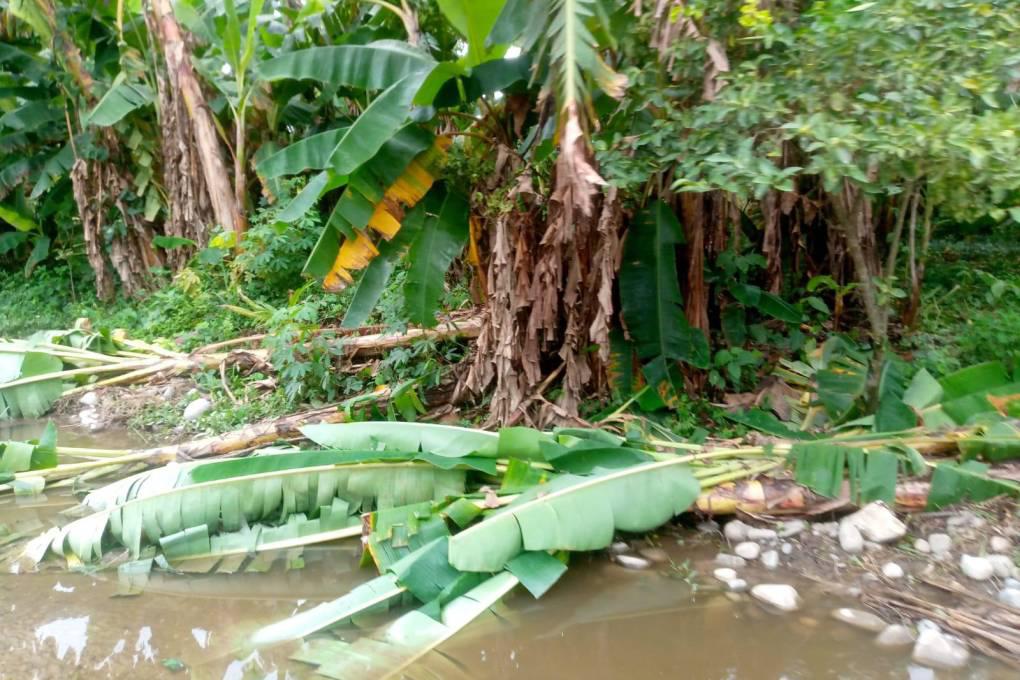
(150, 0), (244, 240)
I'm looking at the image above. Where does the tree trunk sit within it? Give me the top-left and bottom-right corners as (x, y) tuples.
(832, 180), (888, 344)
(145, 7), (216, 270)
(150, 0), (244, 240)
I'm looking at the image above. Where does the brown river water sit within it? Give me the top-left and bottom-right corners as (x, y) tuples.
(0, 421), (1013, 679)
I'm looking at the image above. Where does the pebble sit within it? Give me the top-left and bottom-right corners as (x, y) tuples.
(987, 554), (1016, 578)
(917, 619), (940, 635)
(724, 520), (750, 543)
(959, 554), (993, 581)
(947, 511), (986, 532)
(990, 536), (1012, 554)
(913, 538), (931, 554)
(713, 567), (738, 583)
(751, 584), (801, 612)
(734, 541), (761, 560)
(727, 578), (748, 593)
(928, 533), (952, 555)
(1005, 578), (1020, 590)
(838, 521), (864, 554)
(813, 522), (839, 538)
(907, 666), (936, 680)
(186, 387), (199, 398)
(832, 607), (887, 632)
(78, 408), (104, 432)
(715, 553), (747, 569)
(882, 562), (905, 579)
(781, 542), (794, 555)
(912, 628), (970, 669)
(183, 397), (212, 421)
(841, 502), (907, 544)
(638, 547), (670, 563)
(863, 540), (883, 552)
(998, 588), (1020, 609)
(778, 520), (806, 538)
(79, 392), (99, 407)
(747, 528), (778, 542)
(761, 550), (780, 570)
(160, 385), (175, 400)
(609, 541), (630, 555)
(876, 624), (915, 647)
(613, 554), (651, 570)
(696, 520), (720, 534)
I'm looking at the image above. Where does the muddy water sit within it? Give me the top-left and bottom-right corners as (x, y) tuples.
(0, 422), (1013, 679)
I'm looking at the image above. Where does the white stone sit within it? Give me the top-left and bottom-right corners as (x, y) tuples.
(613, 554), (651, 570)
(863, 540), (883, 552)
(882, 562), (905, 579)
(928, 533), (952, 555)
(876, 624), (915, 647)
(715, 553), (747, 569)
(912, 628), (970, 669)
(781, 542), (794, 555)
(747, 527), (778, 542)
(727, 578), (748, 593)
(778, 520), (806, 538)
(696, 520), (719, 534)
(713, 567), (738, 583)
(751, 584), (800, 612)
(841, 502), (907, 544)
(160, 385), (175, 400)
(998, 588), (1020, 609)
(913, 538), (931, 554)
(639, 547), (669, 563)
(907, 666), (936, 680)
(609, 541), (630, 554)
(79, 392), (99, 407)
(947, 511), (986, 531)
(959, 554), (993, 581)
(183, 397), (212, 421)
(832, 607), (886, 632)
(761, 550), (780, 570)
(838, 521), (864, 554)
(990, 536), (1012, 554)
(734, 541), (761, 560)
(724, 520), (750, 543)
(1005, 578), (1020, 590)
(988, 554), (1016, 579)
(814, 521), (839, 538)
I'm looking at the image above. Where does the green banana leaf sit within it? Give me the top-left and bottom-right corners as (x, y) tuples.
(249, 573), (406, 648)
(448, 459), (699, 572)
(258, 40), (435, 90)
(437, 0), (506, 66)
(790, 442), (897, 504)
(37, 452), (467, 564)
(290, 571), (520, 680)
(619, 201), (710, 391)
(402, 186), (470, 327)
(256, 126), (350, 179)
(0, 350), (63, 420)
(327, 72), (431, 176)
(85, 74), (154, 127)
(301, 422), (500, 458)
(926, 460), (1020, 510)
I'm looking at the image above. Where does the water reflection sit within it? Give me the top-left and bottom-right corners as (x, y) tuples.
(34, 615), (89, 665)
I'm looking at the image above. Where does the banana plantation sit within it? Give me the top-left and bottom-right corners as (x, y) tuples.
(2, 1), (1020, 678)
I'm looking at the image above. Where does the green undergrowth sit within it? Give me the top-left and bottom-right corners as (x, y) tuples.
(905, 233), (1020, 376)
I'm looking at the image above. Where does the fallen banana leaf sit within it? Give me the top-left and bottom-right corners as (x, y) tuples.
(448, 459), (700, 572)
(291, 571), (520, 680)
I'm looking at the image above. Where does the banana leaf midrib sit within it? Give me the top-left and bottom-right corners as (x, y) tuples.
(168, 524), (364, 567)
(109, 460), (446, 511)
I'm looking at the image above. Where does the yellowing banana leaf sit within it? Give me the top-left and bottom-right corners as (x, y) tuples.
(291, 571), (519, 680)
(447, 459), (700, 572)
(34, 452), (467, 564)
(319, 136), (450, 291)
